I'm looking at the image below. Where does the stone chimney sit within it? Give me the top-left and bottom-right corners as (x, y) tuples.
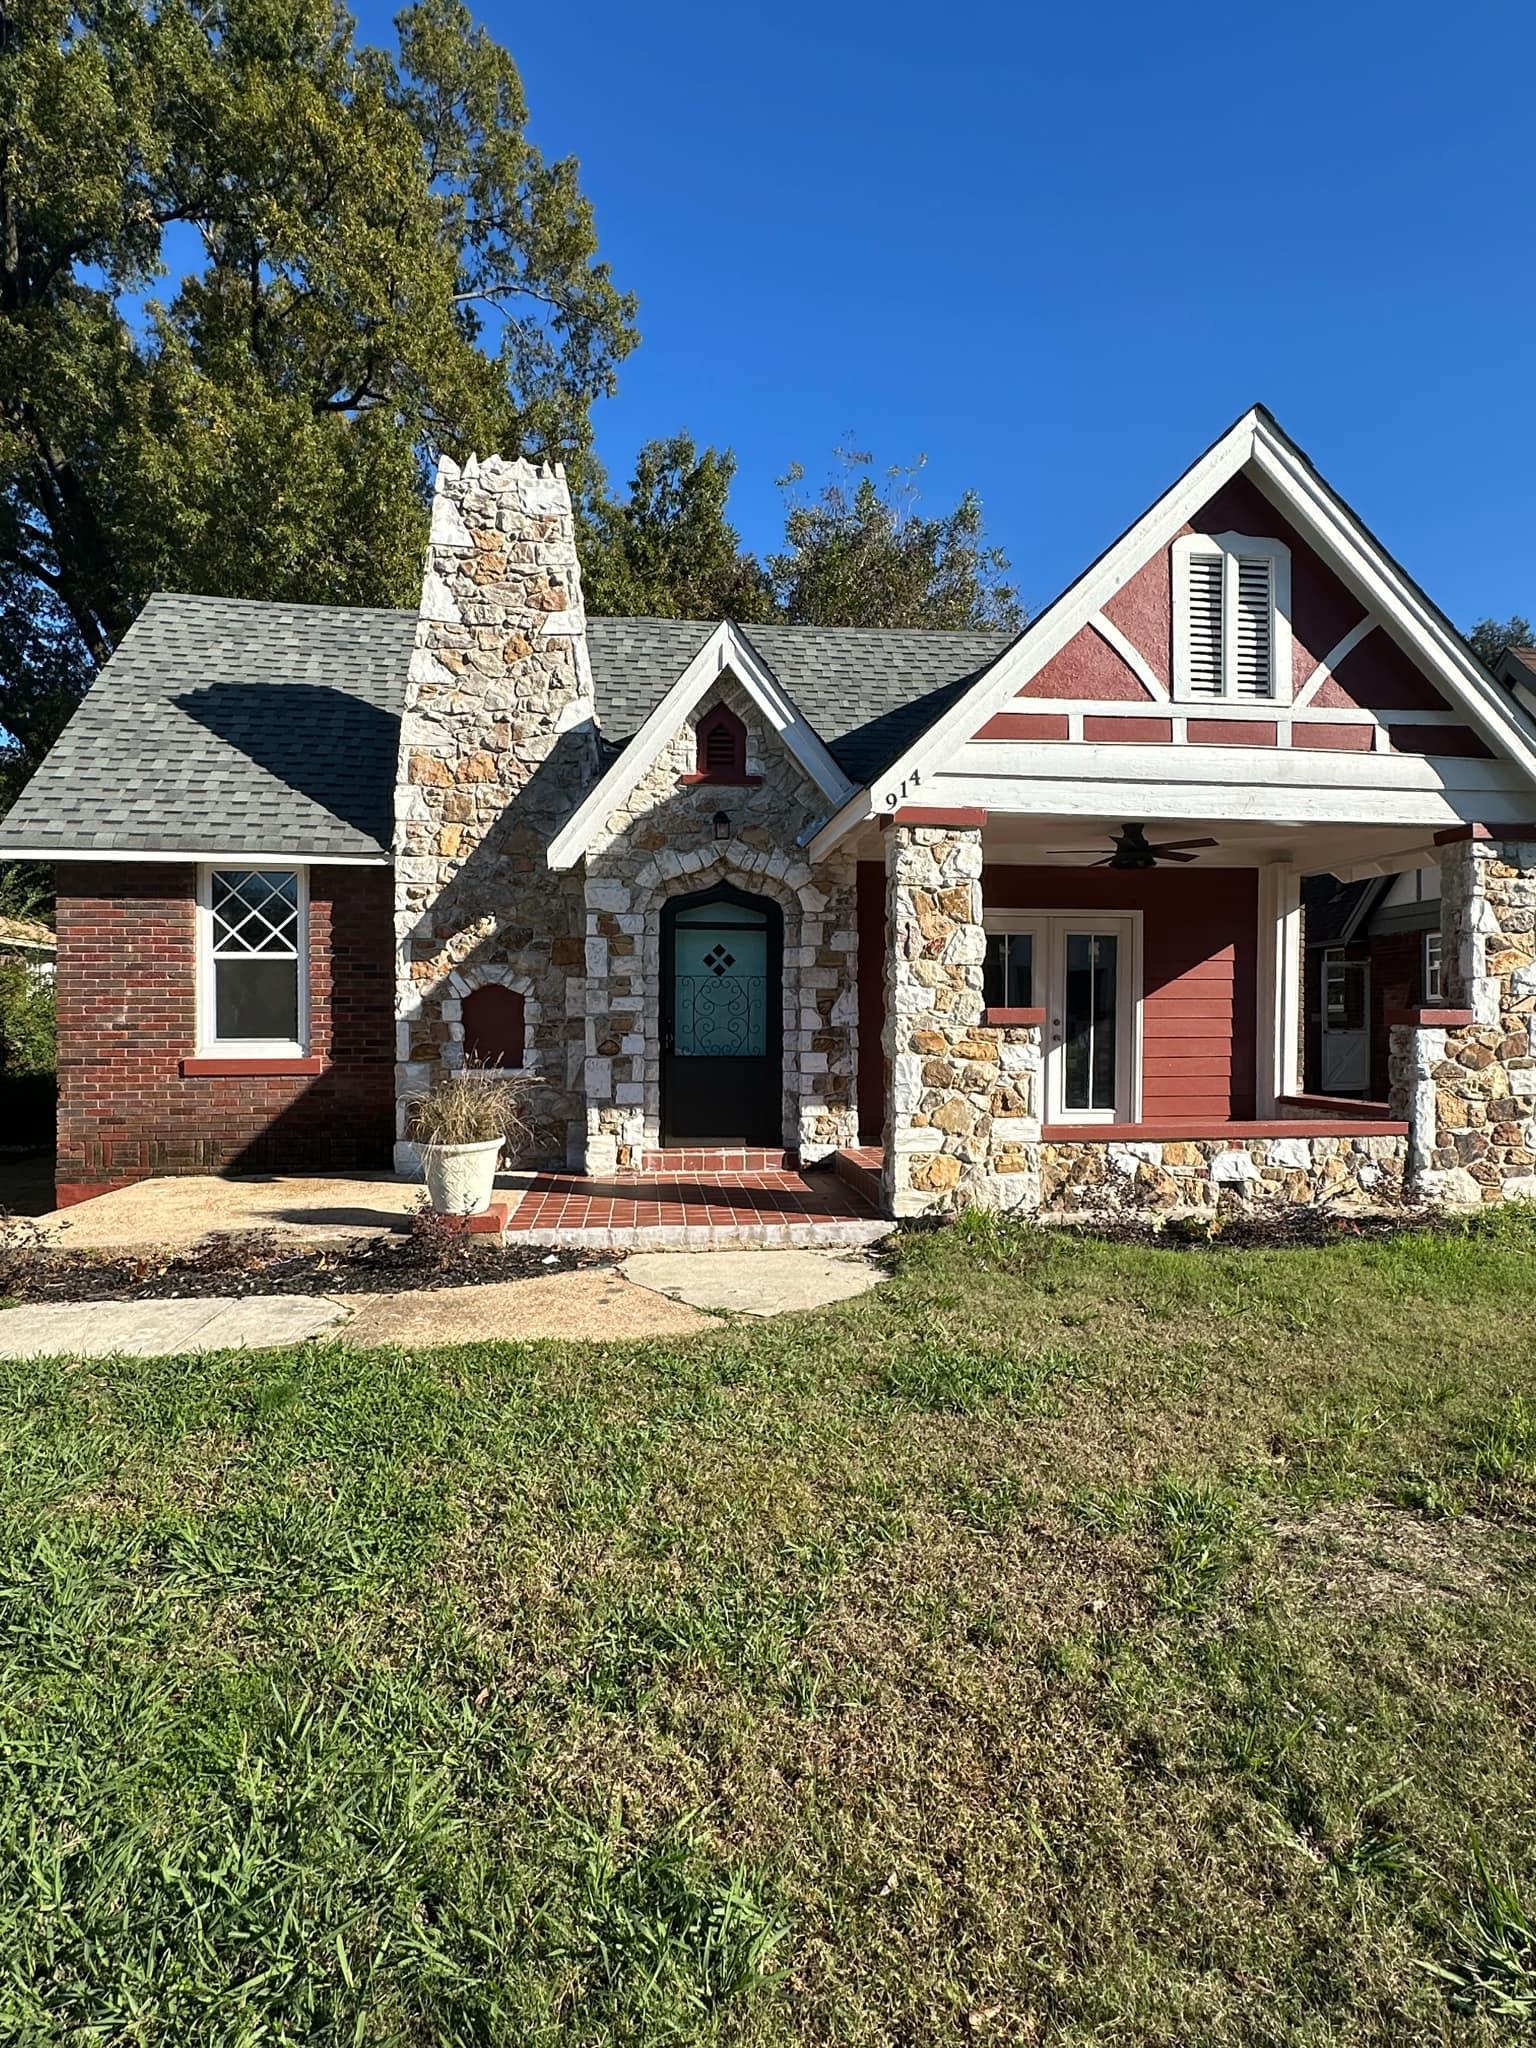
(393, 455), (598, 1165)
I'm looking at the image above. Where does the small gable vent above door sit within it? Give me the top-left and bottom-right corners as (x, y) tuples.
(690, 702), (750, 783)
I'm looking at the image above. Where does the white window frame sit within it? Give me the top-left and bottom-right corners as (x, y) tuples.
(1171, 531), (1293, 704)
(984, 908), (1143, 1123)
(1423, 928), (1442, 1004)
(197, 863), (310, 1057)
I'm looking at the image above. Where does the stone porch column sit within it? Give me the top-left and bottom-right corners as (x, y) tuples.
(1413, 830), (1536, 1202)
(882, 817), (1041, 1216)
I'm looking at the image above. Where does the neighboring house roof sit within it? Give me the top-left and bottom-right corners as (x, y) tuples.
(1300, 873), (1388, 946)
(0, 916), (56, 951)
(0, 592), (415, 861)
(1501, 646), (1536, 681)
(0, 593), (1012, 862)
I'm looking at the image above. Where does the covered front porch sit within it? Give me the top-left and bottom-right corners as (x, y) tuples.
(857, 806), (1482, 1217)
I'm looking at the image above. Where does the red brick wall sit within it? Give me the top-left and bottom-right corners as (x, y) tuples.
(55, 863), (395, 1204)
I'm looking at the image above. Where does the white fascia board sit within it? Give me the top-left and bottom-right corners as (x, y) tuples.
(0, 846), (389, 865)
(809, 411), (1265, 856)
(1247, 418), (1536, 779)
(546, 621), (854, 870)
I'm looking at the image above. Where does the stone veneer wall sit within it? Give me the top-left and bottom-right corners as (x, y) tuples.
(1039, 1133), (1407, 1213)
(883, 821), (1041, 1215)
(1388, 833), (1536, 1204)
(580, 676), (858, 1169)
(393, 456), (597, 1166)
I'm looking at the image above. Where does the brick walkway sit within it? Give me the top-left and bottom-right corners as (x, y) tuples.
(503, 1164), (888, 1248)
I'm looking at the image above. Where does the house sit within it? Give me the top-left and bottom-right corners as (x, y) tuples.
(1301, 865), (1442, 1101)
(0, 916), (57, 985)
(6, 405), (1536, 1217)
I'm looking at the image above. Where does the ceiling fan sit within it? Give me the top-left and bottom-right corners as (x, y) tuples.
(1049, 822), (1219, 870)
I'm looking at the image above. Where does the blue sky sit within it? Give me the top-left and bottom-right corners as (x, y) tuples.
(351, 0), (1534, 631)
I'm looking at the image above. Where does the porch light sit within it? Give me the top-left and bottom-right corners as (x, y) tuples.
(713, 811), (731, 841)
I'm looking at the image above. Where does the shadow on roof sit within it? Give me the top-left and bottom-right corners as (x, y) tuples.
(173, 684), (401, 847)
(829, 670), (991, 781)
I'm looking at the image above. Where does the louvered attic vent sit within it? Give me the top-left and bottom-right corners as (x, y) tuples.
(1173, 534), (1289, 703)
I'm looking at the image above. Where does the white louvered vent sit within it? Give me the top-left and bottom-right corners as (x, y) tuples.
(1234, 555), (1275, 699)
(1185, 553), (1225, 697)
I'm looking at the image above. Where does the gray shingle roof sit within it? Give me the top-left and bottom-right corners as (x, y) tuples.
(2, 596), (1012, 858)
(587, 617), (1013, 781)
(2, 593), (415, 859)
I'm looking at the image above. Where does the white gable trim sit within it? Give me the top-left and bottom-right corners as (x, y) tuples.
(1089, 612), (1168, 700)
(1295, 616), (1377, 708)
(807, 408), (1536, 861)
(547, 621), (855, 871)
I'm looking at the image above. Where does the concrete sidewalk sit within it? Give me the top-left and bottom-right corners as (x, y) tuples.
(0, 1249), (886, 1359)
(0, 1295), (348, 1359)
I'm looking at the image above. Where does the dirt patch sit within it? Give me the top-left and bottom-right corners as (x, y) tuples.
(341, 1270), (708, 1348)
(1270, 1502), (1513, 1613)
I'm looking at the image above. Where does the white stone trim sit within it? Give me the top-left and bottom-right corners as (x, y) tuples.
(548, 622), (856, 870)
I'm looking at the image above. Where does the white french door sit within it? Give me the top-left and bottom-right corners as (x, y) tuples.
(984, 912), (1140, 1124)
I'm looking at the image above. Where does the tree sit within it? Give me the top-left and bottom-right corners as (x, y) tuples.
(579, 436), (773, 622)
(0, 0), (637, 772)
(1467, 614), (1534, 670)
(584, 438), (1023, 633)
(770, 448), (1022, 631)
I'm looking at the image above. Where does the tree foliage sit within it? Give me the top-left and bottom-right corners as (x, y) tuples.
(0, 0), (637, 769)
(579, 436), (772, 622)
(583, 439), (1022, 633)
(1467, 615), (1534, 671)
(770, 449), (1022, 631)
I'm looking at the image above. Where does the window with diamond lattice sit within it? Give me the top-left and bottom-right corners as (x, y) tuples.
(694, 703), (747, 781)
(203, 868), (306, 1050)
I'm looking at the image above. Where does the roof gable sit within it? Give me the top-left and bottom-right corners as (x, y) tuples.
(547, 621), (857, 870)
(809, 407), (1536, 855)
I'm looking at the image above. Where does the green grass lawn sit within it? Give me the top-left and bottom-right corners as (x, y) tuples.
(3, 1216), (1535, 2045)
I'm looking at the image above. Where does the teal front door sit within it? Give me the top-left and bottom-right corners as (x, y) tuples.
(661, 886), (782, 1144)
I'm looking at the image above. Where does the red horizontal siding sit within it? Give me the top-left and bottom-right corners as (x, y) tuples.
(983, 865), (1258, 1121)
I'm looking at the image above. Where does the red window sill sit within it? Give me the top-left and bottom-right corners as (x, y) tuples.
(677, 772), (763, 787)
(1384, 1006), (1475, 1029)
(181, 1056), (325, 1077)
(982, 1006), (1046, 1026)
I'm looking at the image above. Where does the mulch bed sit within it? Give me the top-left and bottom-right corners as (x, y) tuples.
(0, 1220), (608, 1305)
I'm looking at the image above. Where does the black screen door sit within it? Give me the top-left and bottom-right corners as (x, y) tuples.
(661, 885), (782, 1144)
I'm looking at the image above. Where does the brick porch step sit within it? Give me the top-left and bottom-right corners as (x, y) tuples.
(637, 1147), (799, 1173)
(834, 1145), (883, 1208)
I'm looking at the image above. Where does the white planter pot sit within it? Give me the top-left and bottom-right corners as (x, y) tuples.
(423, 1137), (503, 1216)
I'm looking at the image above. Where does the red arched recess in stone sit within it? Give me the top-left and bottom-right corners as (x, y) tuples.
(462, 985), (525, 1069)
